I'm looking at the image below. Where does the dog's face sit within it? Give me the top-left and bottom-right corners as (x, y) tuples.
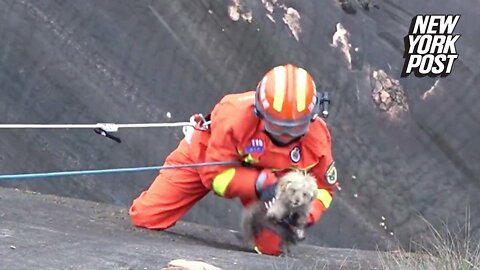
(279, 172), (318, 208)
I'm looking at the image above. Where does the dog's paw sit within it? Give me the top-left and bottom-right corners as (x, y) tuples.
(295, 228), (306, 241)
(267, 209), (285, 222)
(266, 210), (278, 220)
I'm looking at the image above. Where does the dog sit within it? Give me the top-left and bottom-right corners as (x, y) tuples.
(240, 171), (318, 254)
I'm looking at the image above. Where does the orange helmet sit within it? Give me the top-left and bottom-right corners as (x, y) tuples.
(254, 64), (318, 142)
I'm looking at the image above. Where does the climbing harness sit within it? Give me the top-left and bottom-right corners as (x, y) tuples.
(182, 113), (211, 144)
(0, 93), (331, 181)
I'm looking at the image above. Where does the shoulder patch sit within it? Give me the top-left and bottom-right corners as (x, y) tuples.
(325, 161), (337, 185)
(290, 146), (301, 163)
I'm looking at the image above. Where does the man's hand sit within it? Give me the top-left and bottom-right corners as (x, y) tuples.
(259, 183), (277, 204)
(254, 169), (278, 203)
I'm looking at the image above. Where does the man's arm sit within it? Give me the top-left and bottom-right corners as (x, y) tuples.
(306, 120), (337, 224)
(307, 157), (337, 225)
(197, 103), (276, 205)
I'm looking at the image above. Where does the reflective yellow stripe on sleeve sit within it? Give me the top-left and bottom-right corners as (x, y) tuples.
(317, 189), (333, 208)
(212, 168), (236, 197)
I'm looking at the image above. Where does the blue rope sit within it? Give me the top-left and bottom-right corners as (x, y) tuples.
(0, 160), (240, 181)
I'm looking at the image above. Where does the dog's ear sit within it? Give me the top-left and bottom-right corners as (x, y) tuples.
(279, 178), (293, 193)
(306, 180), (318, 200)
(311, 188), (318, 200)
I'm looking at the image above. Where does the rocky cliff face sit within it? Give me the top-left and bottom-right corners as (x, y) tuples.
(0, 187), (389, 269)
(1, 0), (479, 251)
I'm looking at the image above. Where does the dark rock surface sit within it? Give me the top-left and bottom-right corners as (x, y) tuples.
(0, 0), (479, 252)
(0, 187), (386, 270)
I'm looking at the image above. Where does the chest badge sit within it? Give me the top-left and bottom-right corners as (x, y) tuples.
(290, 146), (301, 163)
(245, 139), (264, 154)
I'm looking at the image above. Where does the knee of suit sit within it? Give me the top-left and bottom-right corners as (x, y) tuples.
(129, 200), (176, 230)
(254, 228), (284, 256)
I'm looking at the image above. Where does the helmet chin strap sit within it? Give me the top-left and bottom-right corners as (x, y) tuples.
(264, 130), (302, 147)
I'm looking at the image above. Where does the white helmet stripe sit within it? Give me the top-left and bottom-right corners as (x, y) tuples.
(259, 76), (269, 109)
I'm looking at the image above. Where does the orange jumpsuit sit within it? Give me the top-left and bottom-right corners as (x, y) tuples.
(129, 91), (337, 255)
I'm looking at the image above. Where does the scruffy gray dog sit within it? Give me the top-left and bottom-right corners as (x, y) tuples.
(241, 171), (318, 253)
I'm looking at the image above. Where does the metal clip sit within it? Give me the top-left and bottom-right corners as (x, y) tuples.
(319, 92), (330, 118)
(193, 113), (211, 131)
(97, 123), (119, 132)
(93, 128), (122, 143)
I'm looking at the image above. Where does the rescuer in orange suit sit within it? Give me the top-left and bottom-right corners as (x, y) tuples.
(129, 64), (338, 256)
